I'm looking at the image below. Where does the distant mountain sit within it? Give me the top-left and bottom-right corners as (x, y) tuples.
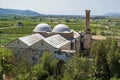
(105, 13), (120, 17)
(0, 8), (43, 16)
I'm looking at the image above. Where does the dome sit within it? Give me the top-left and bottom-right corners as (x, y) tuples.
(52, 24), (70, 33)
(33, 23), (51, 32)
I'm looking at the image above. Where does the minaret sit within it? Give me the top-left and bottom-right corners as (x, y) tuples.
(85, 10), (91, 33)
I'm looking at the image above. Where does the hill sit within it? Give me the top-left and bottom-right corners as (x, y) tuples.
(0, 8), (43, 16)
(105, 13), (120, 17)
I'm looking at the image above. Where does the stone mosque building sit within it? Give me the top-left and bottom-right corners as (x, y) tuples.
(6, 10), (104, 64)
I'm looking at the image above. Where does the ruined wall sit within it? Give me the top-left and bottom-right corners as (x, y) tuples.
(84, 34), (92, 50)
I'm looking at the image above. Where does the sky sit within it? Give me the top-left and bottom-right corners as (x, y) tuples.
(0, 0), (120, 15)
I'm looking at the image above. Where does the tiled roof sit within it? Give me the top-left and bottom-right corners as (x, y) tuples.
(19, 33), (44, 46)
(45, 34), (70, 48)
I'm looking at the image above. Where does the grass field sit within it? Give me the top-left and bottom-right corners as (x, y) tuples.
(0, 17), (120, 45)
(0, 34), (29, 45)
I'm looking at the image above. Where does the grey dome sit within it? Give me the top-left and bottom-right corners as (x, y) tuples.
(52, 24), (70, 33)
(33, 23), (51, 32)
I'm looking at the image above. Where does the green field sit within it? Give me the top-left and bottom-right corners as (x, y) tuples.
(0, 34), (29, 45)
(0, 16), (120, 45)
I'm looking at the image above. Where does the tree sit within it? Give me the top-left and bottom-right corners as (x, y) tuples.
(91, 41), (110, 80)
(0, 47), (13, 80)
(91, 38), (120, 80)
(12, 61), (30, 80)
(12, 52), (58, 80)
(65, 19), (70, 23)
(31, 52), (58, 80)
(101, 31), (105, 36)
(18, 22), (24, 26)
(62, 54), (92, 80)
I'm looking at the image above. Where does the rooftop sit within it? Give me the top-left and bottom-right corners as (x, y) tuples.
(19, 33), (45, 46)
(45, 34), (70, 48)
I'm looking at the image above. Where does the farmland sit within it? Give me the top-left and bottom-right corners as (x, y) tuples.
(0, 16), (120, 45)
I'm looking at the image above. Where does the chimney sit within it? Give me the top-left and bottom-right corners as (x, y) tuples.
(85, 10), (91, 33)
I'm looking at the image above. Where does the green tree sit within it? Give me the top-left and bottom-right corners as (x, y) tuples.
(31, 52), (58, 80)
(0, 47), (13, 79)
(91, 38), (120, 80)
(12, 52), (58, 80)
(62, 54), (91, 80)
(101, 31), (105, 36)
(65, 19), (70, 23)
(12, 61), (30, 80)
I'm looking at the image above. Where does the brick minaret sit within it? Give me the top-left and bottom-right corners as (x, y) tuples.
(85, 10), (91, 33)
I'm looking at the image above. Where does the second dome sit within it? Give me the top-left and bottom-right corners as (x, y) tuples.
(52, 24), (70, 33)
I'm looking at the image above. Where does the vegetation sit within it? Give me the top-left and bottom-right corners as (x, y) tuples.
(60, 38), (120, 80)
(1, 15), (120, 45)
(0, 34), (29, 45)
(11, 52), (58, 80)
(30, 52), (58, 80)
(62, 55), (91, 80)
(0, 38), (120, 80)
(0, 46), (13, 80)
(0, 15), (120, 79)
(91, 38), (120, 80)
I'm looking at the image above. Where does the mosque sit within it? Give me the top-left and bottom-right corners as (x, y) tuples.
(6, 10), (104, 65)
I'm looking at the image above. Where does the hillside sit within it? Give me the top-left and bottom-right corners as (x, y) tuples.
(105, 13), (120, 17)
(0, 8), (43, 16)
